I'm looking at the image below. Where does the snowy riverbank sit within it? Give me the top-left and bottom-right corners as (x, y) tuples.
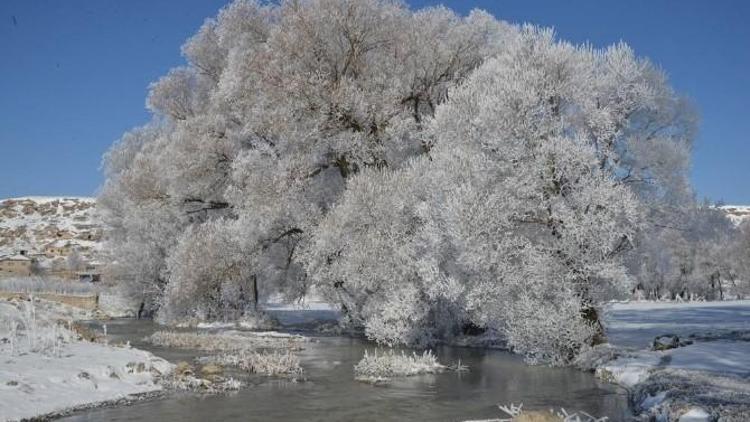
(596, 300), (750, 420)
(0, 298), (173, 422)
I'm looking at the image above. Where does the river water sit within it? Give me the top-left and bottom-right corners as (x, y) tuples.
(60, 314), (630, 422)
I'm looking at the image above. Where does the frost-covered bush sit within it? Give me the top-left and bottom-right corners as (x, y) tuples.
(201, 350), (304, 380)
(158, 218), (257, 323)
(503, 290), (597, 366)
(354, 349), (444, 382)
(163, 372), (244, 393)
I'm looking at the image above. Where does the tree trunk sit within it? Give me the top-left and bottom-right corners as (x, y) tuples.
(581, 304), (606, 345)
(252, 275), (259, 312)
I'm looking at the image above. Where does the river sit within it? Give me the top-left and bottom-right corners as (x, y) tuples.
(60, 313), (630, 421)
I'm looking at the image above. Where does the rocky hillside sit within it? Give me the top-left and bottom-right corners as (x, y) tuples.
(719, 205), (750, 226)
(0, 197), (103, 263)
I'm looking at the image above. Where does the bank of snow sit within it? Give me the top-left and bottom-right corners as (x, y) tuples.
(595, 300), (750, 420)
(0, 342), (172, 421)
(0, 298), (173, 422)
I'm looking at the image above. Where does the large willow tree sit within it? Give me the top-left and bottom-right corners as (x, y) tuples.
(101, 0), (696, 364)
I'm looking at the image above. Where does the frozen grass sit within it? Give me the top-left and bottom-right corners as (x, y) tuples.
(475, 402), (607, 422)
(161, 371), (244, 394)
(354, 349), (445, 382)
(630, 369), (750, 421)
(0, 277), (99, 296)
(145, 330), (305, 352)
(462, 403), (606, 422)
(199, 350), (305, 380)
(0, 298), (77, 356)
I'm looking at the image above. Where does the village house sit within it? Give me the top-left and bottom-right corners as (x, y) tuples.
(0, 252), (35, 277)
(77, 260), (104, 282)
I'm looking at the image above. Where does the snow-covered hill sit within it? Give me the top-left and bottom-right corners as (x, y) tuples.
(719, 205), (750, 226)
(0, 197), (103, 261)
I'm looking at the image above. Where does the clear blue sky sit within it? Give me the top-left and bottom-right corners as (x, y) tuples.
(1, 1), (749, 203)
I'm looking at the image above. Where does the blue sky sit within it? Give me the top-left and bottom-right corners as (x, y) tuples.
(1, 1), (749, 203)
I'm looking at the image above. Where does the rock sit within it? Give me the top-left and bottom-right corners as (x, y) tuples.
(175, 361), (194, 377)
(70, 322), (101, 342)
(678, 407), (711, 422)
(200, 363), (224, 376)
(653, 334), (680, 351)
(513, 411), (563, 422)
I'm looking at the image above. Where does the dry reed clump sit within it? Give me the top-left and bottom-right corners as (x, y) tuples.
(199, 349), (305, 381)
(464, 403), (608, 422)
(354, 349), (445, 383)
(162, 372), (244, 393)
(145, 330), (305, 352)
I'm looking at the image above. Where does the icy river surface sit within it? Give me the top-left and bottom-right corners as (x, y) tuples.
(60, 313), (629, 422)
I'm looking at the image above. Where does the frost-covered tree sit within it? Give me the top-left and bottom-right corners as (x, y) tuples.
(628, 202), (742, 301)
(730, 221), (750, 298)
(100, 1), (699, 364)
(100, 0), (507, 321)
(305, 27), (693, 364)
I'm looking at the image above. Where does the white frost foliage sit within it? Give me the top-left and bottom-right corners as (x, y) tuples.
(100, 0), (504, 318)
(100, 0), (696, 366)
(203, 349), (304, 379)
(160, 218), (253, 322)
(503, 288), (597, 366)
(307, 25), (677, 365)
(494, 402), (608, 422)
(0, 299), (76, 357)
(354, 349), (444, 381)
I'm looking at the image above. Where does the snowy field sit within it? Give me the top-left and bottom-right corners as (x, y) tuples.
(605, 300), (750, 349)
(0, 342), (172, 421)
(600, 300), (750, 420)
(603, 300), (750, 378)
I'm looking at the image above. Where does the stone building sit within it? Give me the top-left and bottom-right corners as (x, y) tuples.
(0, 253), (35, 277)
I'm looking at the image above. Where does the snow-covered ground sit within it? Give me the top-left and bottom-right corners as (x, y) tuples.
(605, 300), (750, 349)
(0, 298), (173, 422)
(0, 342), (172, 421)
(599, 300), (750, 420)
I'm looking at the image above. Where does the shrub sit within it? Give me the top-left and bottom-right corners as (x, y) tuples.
(354, 349), (445, 382)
